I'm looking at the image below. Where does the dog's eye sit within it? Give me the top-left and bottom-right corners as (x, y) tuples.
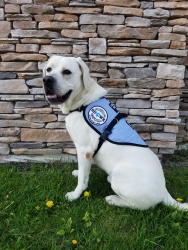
(47, 67), (52, 72)
(63, 70), (71, 75)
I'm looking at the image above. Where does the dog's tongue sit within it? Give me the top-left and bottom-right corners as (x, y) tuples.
(47, 94), (57, 99)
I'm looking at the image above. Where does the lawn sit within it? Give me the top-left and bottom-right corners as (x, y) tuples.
(0, 149), (188, 250)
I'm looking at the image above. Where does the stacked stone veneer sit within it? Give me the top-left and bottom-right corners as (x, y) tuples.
(0, 0), (188, 162)
(178, 66), (188, 148)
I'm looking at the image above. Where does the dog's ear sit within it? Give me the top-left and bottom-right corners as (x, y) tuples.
(76, 57), (91, 90)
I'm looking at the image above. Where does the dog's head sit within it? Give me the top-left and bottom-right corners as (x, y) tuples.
(43, 56), (91, 105)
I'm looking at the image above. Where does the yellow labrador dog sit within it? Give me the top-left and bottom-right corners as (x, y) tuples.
(43, 55), (188, 211)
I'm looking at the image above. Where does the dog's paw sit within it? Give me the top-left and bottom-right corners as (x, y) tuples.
(72, 170), (78, 177)
(105, 195), (116, 206)
(65, 191), (79, 201)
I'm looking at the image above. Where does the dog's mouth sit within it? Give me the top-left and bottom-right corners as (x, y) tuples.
(46, 90), (72, 104)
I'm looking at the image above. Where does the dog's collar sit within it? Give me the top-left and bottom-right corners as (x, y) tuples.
(70, 105), (85, 113)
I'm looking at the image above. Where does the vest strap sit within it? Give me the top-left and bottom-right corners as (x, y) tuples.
(93, 113), (127, 157)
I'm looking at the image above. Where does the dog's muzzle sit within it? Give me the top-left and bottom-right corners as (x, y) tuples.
(43, 76), (72, 104)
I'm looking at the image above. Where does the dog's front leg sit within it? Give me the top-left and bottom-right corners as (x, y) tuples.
(65, 149), (92, 201)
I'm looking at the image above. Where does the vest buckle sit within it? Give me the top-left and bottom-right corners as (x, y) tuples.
(100, 130), (111, 142)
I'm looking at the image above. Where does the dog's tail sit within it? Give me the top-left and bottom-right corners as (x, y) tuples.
(163, 190), (188, 211)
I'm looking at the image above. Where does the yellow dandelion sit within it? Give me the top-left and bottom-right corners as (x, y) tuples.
(46, 200), (54, 208)
(35, 205), (40, 210)
(84, 191), (90, 197)
(176, 197), (183, 202)
(72, 239), (78, 245)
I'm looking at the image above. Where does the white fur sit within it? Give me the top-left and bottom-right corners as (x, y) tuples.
(43, 56), (188, 211)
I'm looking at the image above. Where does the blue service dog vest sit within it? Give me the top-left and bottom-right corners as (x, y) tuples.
(80, 98), (148, 151)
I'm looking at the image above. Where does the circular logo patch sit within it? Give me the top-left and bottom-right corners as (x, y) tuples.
(88, 106), (108, 126)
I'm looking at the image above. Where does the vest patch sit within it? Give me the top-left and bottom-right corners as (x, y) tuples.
(83, 98), (148, 148)
(88, 106), (108, 125)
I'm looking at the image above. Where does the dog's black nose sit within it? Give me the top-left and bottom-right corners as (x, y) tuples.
(43, 76), (54, 86)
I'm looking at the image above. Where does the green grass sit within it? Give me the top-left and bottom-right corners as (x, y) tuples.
(0, 151), (188, 250)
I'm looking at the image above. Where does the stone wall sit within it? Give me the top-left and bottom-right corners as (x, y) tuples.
(178, 65), (188, 149)
(0, 0), (188, 162)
